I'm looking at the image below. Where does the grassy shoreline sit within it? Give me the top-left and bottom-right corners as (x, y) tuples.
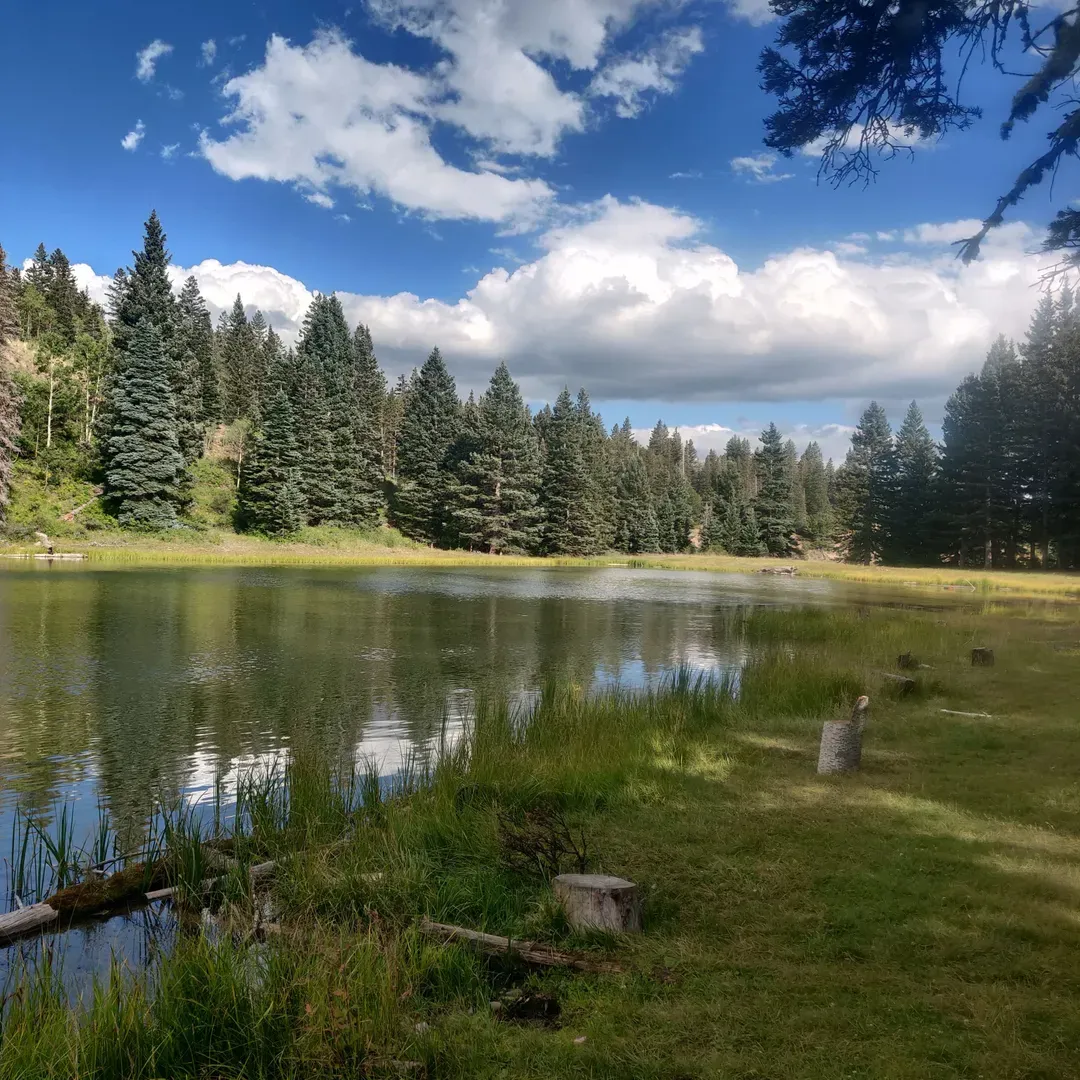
(4, 601), (1080, 1077)
(3, 528), (1080, 597)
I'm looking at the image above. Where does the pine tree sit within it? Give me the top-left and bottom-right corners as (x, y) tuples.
(755, 423), (795, 555)
(614, 454), (659, 552)
(891, 401), (939, 564)
(576, 389), (616, 551)
(176, 276), (219, 427)
(539, 388), (592, 555)
(110, 211), (176, 356)
(103, 320), (185, 529)
(238, 388), (306, 536)
(0, 358), (19, 524)
(25, 243), (52, 293)
(220, 296), (258, 423)
(450, 363), (543, 553)
(393, 347), (460, 544)
(351, 322), (387, 525)
(785, 439), (808, 536)
(836, 402), (896, 563)
(799, 441), (833, 543)
(45, 249), (83, 345)
(0, 245), (18, 349)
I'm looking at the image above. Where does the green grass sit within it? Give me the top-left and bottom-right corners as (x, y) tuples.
(3, 600), (1080, 1077)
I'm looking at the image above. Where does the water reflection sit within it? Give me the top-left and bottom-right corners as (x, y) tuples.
(0, 562), (935, 990)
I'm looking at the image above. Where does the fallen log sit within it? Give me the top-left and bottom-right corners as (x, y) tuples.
(879, 671), (916, 694)
(0, 860), (278, 947)
(940, 709), (993, 719)
(418, 918), (624, 974)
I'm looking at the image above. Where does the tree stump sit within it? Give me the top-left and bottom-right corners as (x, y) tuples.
(971, 648), (995, 666)
(553, 874), (642, 933)
(817, 696), (868, 775)
(897, 652), (918, 670)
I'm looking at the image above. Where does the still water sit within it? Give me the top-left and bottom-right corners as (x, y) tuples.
(0, 562), (908, 985)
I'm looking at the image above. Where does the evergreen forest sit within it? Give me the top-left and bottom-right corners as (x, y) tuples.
(1, 212), (1079, 568)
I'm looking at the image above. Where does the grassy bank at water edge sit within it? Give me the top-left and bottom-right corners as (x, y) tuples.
(3, 600), (1080, 1078)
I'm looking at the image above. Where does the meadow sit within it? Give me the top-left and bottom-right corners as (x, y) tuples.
(2, 597), (1079, 1078)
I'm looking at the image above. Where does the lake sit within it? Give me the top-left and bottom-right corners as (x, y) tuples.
(0, 561), (930, 985)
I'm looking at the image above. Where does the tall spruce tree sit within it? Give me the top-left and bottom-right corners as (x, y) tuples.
(220, 296), (258, 423)
(539, 388), (595, 555)
(615, 454), (659, 552)
(799, 441), (833, 543)
(393, 347), (460, 544)
(755, 423), (795, 555)
(577, 389), (616, 550)
(0, 358), (18, 524)
(177, 276), (219, 427)
(0, 245), (17, 348)
(238, 388), (306, 536)
(836, 402), (896, 563)
(450, 363), (543, 553)
(350, 322), (387, 525)
(890, 402), (940, 565)
(109, 211), (176, 356)
(785, 438), (808, 536)
(103, 320), (185, 529)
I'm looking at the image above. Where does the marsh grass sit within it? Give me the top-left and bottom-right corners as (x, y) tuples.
(4, 601), (1080, 1077)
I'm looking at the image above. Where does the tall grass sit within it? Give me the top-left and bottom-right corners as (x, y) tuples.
(0, 601), (1067, 1078)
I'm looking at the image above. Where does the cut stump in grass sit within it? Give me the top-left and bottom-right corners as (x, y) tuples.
(553, 874), (642, 933)
(880, 672), (917, 695)
(818, 696), (868, 775)
(972, 647), (995, 666)
(897, 652), (919, 670)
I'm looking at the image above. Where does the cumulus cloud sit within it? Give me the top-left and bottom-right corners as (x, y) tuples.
(136, 39), (173, 82)
(121, 120), (146, 151)
(800, 121), (929, 160)
(200, 39), (218, 67)
(633, 422), (856, 464)
(903, 219), (985, 245)
(589, 26), (704, 118)
(199, 31), (555, 226)
(66, 201), (1063, 409)
(723, 0), (776, 26)
(730, 152), (793, 184)
(198, 4), (704, 222)
(161, 143), (180, 160)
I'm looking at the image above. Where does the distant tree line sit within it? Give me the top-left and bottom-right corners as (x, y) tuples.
(0, 212), (1078, 568)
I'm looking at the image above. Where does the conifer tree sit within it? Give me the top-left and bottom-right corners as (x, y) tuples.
(350, 322), (387, 524)
(539, 388), (594, 555)
(393, 347), (460, 544)
(754, 423), (795, 555)
(25, 244), (51, 294)
(238, 388), (306, 536)
(799, 441), (832, 543)
(577, 388), (616, 550)
(450, 363), (542, 553)
(109, 211), (176, 356)
(0, 245), (17, 349)
(614, 454), (659, 552)
(220, 296), (258, 423)
(836, 402), (896, 563)
(0, 359), (19, 524)
(785, 439), (807, 536)
(891, 402), (939, 564)
(177, 276), (219, 427)
(45, 249), (83, 345)
(103, 321), (185, 529)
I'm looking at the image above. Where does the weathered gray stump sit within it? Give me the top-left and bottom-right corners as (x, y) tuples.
(817, 696), (869, 775)
(553, 874), (642, 933)
(881, 672), (916, 695)
(971, 647), (995, 666)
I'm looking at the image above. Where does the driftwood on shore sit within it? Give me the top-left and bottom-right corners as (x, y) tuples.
(758, 565), (798, 576)
(418, 918), (624, 974)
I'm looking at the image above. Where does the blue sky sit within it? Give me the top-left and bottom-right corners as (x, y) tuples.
(1, 0), (1071, 461)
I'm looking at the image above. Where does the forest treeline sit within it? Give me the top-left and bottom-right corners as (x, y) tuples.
(0, 211), (1078, 567)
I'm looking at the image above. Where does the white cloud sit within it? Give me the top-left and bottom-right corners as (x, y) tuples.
(589, 26), (704, 118)
(200, 39), (218, 67)
(161, 143), (180, 160)
(903, 219), (985, 245)
(136, 40), (173, 83)
(801, 121), (929, 159)
(304, 191), (335, 209)
(198, 5), (704, 222)
(670, 170), (703, 180)
(121, 120), (146, 151)
(199, 30), (555, 226)
(829, 241), (868, 256)
(633, 422), (856, 464)
(67, 203), (1063, 408)
(71, 264), (114, 307)
(730, 152), (793, 184)
(723, 0), (776, 26)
